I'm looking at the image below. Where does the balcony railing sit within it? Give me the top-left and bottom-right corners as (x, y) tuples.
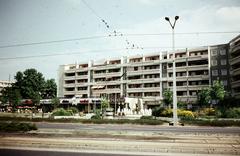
(64, 76), (76, 80)
(230, 55), (240, 65)
(127, 87), (160, 93)
(76, 75), (88, 79)
(187, 64), (208, 71)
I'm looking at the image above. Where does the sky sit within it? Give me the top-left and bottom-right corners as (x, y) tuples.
(0, 0), (240, 81)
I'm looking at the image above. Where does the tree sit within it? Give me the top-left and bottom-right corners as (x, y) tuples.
(42, 79), (57, 99)
(197, 88), (211, 108)
(211, 80), (225, 104)
(14, 68), (45, 104)
(163, 89), (173, 108)
(101, 98), (110, 119)
(0, 87), (21, 112)
(51, 97), (60, 110)
(101, 98), (109, 110)
(15, 69), (45, 98)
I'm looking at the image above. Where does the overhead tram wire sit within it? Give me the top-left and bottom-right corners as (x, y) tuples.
(81, 0), (143, 50)
(0, 45), (210, 61)
(0, 35), (109, 49)
(0, 31), (238, 49)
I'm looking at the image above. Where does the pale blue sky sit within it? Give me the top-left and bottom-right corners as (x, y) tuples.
(0, 0), (240, 81)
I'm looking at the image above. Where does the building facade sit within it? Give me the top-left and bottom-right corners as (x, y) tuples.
(229, 35), (240, 98)
(58, 35), (240, 109)
(0, 80), (13, 96)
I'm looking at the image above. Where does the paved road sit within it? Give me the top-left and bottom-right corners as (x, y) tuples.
(0, 149), (144, 156)
(36, 122), (240, 134)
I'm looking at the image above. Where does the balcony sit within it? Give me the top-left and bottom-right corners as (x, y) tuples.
(188, 85), (209, 90)
(177, 96), (197, 102)
(232, 68), (240, 76)
(230, 44), (240, 54)
(230, 55), (240, 65)
(232, 80), (240, 88)
(64, 76), (75, 80)
(188, 75), (209, 81)
(143, 96), (162, 101)
(92, 88), (121, 94)
(127, 78), (161, 84)
(76, 75), (88, 79)
(75, 67), (89, 72)
(93, 73), (106, 78)
(176, 86), (188, 91)
(105, 72), (122, 77)
(233, 92), (240, 99)
(142, 69), (160, 74)
(127, 87), (160, 93)
(188, 54), (208, 61)
(167, 66), (187, 72)
(175, 57), (187, 62)
(64, 84), (75, 87)
(75, 90), (88, 95)
(63, 91), (76, 95)
(76, 83), (88, 87)
(188, 64), (208, 71)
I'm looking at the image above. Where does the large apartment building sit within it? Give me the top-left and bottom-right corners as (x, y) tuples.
(229, 35), (240, 98)
(58, 35), (240, 109)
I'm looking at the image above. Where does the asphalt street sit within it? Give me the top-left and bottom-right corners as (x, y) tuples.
(0, 149), (144, 156)
(36, 122), (240, 134)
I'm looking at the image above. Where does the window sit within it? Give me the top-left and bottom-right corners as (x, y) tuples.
(222, 80), (228, 86)
(212, 70), (218, 76)
(221, 69), (227, 76)
(220, 49), (226, 55)
(211, 49), (218, 56)
(211, 60), (218, 66)
(221, 59), (227, 65)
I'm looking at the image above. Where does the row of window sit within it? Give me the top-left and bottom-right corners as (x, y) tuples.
(211, 49), (227, 56)
(211, 59), (227, 66)
(212, 69), (228, 76)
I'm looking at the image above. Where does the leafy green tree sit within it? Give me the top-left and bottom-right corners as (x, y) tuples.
(211, 80), (225, 104)
(101, 98), (110, 119)
(51, 97), (60, 109)
(42, 79), (57, 99)
(163, 89), (173, 108)
(197, 88), (211, 107)
(101, 98), (109, 110)
(0, 87), (21, 112)
(14, 68), (45, 101)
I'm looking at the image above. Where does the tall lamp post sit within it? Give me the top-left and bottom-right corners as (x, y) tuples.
(165, 16), (179, 126)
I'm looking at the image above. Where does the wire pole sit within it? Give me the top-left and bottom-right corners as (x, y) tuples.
(165, 16), (179, 126)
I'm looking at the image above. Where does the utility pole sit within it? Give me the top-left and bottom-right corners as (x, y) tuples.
(165, 16), (179, 126)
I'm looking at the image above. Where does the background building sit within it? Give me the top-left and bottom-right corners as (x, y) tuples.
(58, 35), (239, 109)
(0, 80), (13, 96)
(229, 35), (240, 99)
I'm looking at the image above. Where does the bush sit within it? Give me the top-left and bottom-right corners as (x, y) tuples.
(67, 107), (79, 114)
(161, 108), (173, 117)
(140, 116), (153, 120)
(91, 115), (101, 119)
(152, 107), (165, 117)
(181, 118), (240, 127)
(0, 122), (37, 132)
(199, 108), (215, 116)
(52, 108), (72, 116)
(225, 108), (240, 118)
(178, 110), (195, 119)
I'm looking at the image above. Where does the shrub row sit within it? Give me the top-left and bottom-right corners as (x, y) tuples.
(0, 122), (37, 132)
(0, 116), (164, 125)
(181, 118), (240, 127)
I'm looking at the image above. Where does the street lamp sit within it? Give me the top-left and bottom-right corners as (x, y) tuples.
(165, 16), (179, 126)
